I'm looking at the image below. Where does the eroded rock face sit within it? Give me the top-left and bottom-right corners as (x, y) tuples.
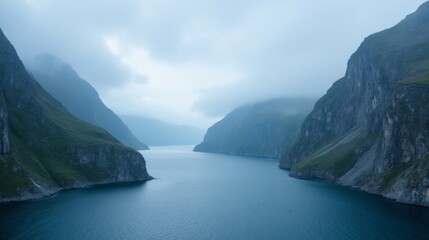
(0, 91), (9, 154)
(378, 85), (429, 171)
(281, 2), (429, 206)
(67, 145), (150, 182)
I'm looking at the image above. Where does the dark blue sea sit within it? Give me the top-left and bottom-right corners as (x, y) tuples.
(1, 146), (429, 240)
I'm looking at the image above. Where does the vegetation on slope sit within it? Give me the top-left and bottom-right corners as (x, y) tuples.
(0, 29), (149, 200)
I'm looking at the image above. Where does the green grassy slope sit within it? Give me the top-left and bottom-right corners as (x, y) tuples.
(0, 29), (149, 200)
(26, 54), (148, 150)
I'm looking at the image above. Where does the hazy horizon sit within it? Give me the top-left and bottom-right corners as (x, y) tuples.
(0, 0), (425, 128)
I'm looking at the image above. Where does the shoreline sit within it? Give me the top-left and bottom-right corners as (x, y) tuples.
(0, 176), (154, 204)
(282, 167), (429, 208)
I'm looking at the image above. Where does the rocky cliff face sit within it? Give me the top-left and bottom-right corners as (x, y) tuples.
(195, 98), (315, 158)
(0, 28), (151, 203)
(67, 145), (148, 183)
(0, 91), (9, 154)
(281, 2), (429, 206)
(25, 54), (148, 150)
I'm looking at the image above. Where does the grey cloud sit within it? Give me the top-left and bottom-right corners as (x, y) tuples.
(191, 0), (427, 116)
(0, 0), (139, 90)
(0, 0), (426, 126)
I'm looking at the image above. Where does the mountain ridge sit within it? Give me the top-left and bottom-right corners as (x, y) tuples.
(121, 115), (204, 146)
(195, 98), (315, 159)
(0, 28), (151, 203)
(25, 54), (148, 150)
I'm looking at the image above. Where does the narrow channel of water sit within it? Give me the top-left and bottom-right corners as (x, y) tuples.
(1, 146), (428, 240)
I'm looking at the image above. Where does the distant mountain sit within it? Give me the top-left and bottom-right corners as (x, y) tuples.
(194, 98), (315, 158)
(25, 54), (148, 150)
(0, 28), (150, 203)
(121, 116), (205, 146)
(281, 2), (429, 206)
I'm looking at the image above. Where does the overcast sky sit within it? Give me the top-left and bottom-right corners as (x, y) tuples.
(0, 0), (426, 128)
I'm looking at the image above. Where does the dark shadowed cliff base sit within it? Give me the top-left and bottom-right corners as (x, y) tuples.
(281, 2), (429, 207)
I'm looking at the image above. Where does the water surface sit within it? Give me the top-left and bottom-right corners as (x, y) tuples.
(1, 146), (429, 240)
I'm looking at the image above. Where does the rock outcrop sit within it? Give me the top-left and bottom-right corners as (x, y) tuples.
(0, 28), (151, 203)
(195, 98), (315, 158)
(0, 91), (9, 154)
(280, 2), (429, 206)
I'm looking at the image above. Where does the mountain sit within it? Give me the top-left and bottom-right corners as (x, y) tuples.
(281, 2), (429, 206)
(121, 116), (204, 146)
(25, 54), (148, 150)
(0, 28), (151, 203)
(194, 98), (315, 158)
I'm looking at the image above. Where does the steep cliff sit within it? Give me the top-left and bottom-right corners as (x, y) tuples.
(25, 54), (148, 150)
(281, 2), (429, 206)
(0, 29), (151, 203)
(195, 98), (315, 158)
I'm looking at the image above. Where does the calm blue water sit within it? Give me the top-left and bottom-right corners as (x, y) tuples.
(1, 146), (429, 240)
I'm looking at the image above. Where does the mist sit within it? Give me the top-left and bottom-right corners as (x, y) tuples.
(0, 0), (425, 128)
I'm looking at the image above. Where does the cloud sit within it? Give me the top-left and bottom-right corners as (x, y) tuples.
(0, 0), (426, 128)
(0, 0), (138, 89)
(101, 37), (241, 127)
